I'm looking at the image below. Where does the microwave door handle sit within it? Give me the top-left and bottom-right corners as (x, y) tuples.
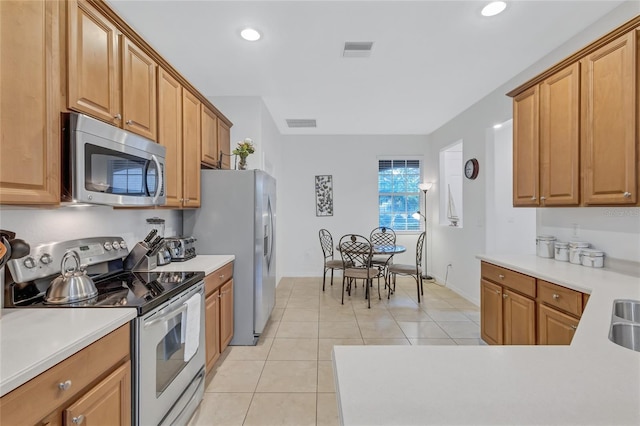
(150, 154), (162, 203)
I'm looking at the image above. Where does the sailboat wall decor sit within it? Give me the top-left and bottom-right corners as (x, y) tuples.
(447, 184), (460, 227)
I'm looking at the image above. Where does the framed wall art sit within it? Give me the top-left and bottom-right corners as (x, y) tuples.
(315, 175), (333, 216)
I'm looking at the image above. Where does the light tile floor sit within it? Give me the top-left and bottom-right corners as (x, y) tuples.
(188, 276), (483, 426)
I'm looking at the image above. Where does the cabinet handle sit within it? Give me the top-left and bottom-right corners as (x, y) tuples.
(498, 274), (505, 279)
(219, 274), (225, 279)
(530, 196), (536, 201)
(570, 325), (577, 330)
(623, 192), (631, 198)
(540, 196), (546, 202)
(126, 120), (133, 125)
(72, 415), (85, 424)
(552, 294), (560, 300)
(114, 113), (121, 120)
(502, 293), (508, 299)
(58, 380), (72, 391)
(495, 290), (500, 295)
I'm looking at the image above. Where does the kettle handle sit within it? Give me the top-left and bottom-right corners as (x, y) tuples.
(60, 251), (81, 275)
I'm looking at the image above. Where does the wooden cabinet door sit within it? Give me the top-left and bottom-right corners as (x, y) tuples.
(480, 279), (503, 345)
(581, 31), (636, 205)
(538, 304), (579, 345)
(513, 86), (540, 206)
(68, 0), (120, 125)
(503, 289), (536, 345)
(539, 63), (580, 206)
(218, 120), (232, 170)
(201, 105), (219, 167)
(64, 361), (131, 426)
(0, 0), (61, 205)
(157, 68), (183, 207)
(182, 89), (201, 208)
(205, 289), (221, 373)
(121, 37), (157, 140)
(220, 279), (234, 351)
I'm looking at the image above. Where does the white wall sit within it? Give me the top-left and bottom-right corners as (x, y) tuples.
(438, 142), (463, 227)
(485, 121), (536, 255)
(0, 206), (182, 250)
(425, 1), (640, 304)
(279, 134), (427, 277)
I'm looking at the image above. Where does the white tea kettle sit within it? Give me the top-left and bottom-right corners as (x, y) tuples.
(45, 251), (98, 304)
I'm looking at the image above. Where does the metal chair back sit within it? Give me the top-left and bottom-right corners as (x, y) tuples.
(415, 231), (426, 271)
(338, 234), (373, 270)
(370, 227), (396, 248)
(319, 229), (334, 260)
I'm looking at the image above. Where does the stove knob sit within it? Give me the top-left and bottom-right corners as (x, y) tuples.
(112, 241), (120, 250)
(23, 257), (36, 269)
(119, 241), (127, 249)
(103, 242), (112, 251)
(39, 253), (53, 265)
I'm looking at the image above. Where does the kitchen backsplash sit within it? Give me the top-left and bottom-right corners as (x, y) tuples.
(537, 207), (640, 277)
(0, 206), (182, 252)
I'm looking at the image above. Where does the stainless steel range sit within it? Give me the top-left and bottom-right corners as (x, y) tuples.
(4, 236), (206, 426)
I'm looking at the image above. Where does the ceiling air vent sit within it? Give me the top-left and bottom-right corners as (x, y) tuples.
(343, 41), (374, 58)
(286, 119), (317, 128)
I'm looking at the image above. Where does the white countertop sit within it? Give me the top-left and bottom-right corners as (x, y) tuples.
(153, 255), (234, 275)
(0, 308), (136, 397)
(0, 255), (234, 398)
(333, 254), (640, 425)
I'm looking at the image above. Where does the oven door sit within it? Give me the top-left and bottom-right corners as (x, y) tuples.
(135, 283), (205, 426)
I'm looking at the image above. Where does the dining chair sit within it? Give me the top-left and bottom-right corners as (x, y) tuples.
(319, 229), (349, 291)
(338, 234), (381, 308)
(387, 232), (426, 302)
(370, 226), (396, 286)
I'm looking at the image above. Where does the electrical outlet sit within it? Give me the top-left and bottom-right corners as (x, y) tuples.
(572, 223), (580, 237)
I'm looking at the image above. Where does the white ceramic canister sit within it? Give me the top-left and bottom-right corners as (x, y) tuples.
(569, 241), (590, 264)
(554, 242), (569, 262)
(580, 248), (605, 268)
(536, 235), (556, 258)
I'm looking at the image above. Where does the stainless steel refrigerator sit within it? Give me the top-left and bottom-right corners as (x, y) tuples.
(183, 170), (276, 345)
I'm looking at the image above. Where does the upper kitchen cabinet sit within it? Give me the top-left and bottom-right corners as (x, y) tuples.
(513, 86), (540, 207)
(0, 0), (62, 205)
(157, 67), (183, 208)
(218, 120), (232, 170)
(508, 16), (639, 207)
(68, 0), (157, 140)
(182, 90), (202, 208)
(581, 31), (636, 205)
(539, 63), (580, 206)
(201, 105), (219, 167)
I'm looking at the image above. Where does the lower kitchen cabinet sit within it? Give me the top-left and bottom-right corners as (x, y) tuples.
(538, 304), (580, 345)
(480, 264), (536, 345)
(0, 324), (131, 426)
(480, 261), (588, 346)
(204, 262), (234, 374)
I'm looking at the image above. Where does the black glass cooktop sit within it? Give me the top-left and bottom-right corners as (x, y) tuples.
(12, 270), (205, 315)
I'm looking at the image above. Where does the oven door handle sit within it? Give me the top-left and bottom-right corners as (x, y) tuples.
(144, 303), (187, 329)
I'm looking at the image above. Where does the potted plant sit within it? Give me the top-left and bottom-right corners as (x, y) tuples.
(232, 138), (255, 170)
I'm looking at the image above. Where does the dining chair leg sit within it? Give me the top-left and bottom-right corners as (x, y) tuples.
(420, 274), (424, 296)
(341, 276), (346, 305)
(322, 267), (327, 292)
(366, 279), (371, 309)
(330, 269), (335, 287)
(415, 275), (421, 303)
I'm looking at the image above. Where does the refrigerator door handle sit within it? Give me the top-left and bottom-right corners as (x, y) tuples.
(265, 196), (274, 271)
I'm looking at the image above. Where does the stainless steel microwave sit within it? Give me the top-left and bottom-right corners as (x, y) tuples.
(62, 112), (166, 207)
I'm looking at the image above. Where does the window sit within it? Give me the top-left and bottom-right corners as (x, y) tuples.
(378, 159), (421, 232)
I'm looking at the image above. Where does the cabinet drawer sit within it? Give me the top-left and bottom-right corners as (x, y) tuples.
(538, 280), (583, 317)
(481, 262), (536, 298)
(205, 262), (234, 296)
(0, 323), (130, 426)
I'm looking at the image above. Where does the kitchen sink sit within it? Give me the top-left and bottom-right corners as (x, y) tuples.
(609, 322), (640, 352)
(613, 300), (640, 322)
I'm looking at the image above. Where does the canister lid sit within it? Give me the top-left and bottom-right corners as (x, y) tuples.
(536, 235), (556, 241)
(555, 242), (569, 248)
(580, 248), (604, 257)
(569, 241), (590, 248)
(146, 217), (165, 224)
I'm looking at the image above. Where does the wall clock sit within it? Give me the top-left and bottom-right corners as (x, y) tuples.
(464, 158), (479, 180)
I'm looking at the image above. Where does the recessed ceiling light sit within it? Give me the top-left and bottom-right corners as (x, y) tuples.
(493, 123), (503, 129)
(240, 28), (261, 41)
(481, 1), (507, 17)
